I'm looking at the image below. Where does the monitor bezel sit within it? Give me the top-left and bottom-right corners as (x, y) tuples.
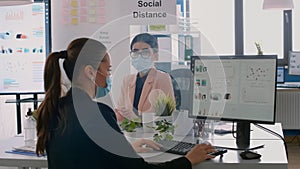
(189, 55), (277, 124)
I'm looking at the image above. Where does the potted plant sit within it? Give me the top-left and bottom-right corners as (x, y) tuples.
(152, 94), (176, 141)
(153, 94), (176, 117)
(152, 119), (175, 142)
(120, 118), (142, 137)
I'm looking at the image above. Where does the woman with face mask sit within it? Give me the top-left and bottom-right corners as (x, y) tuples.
(95, 53), (112, 98)
(35, 37), (216, 169)
(116, 33), (175, 121)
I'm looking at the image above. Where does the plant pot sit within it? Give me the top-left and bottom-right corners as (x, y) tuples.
(152, 115), (175, 141)
(153, 115), (173, 124)
(142, 113), (155, 133)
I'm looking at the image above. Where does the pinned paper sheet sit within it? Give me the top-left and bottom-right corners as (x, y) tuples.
(98, 8), (105, 15)
(88, 0), (97, 6)
(88, 9), (96, 15)
(71, 18), (78, 25)
(80, 16), (87, 22)
(80, 8), (87, 15)
(71, 9), (78, 16)
(99, 0), (106, 6)
(98, 16), (106, 24)
(88, 17), (96, 23)
(71, 0), (78, 7)
(80, 0), (87, 6)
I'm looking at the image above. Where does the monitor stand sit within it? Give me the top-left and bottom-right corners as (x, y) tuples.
(236, 122), (250, 149)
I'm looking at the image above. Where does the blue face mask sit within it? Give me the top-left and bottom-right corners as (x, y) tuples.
(131, 55), (152, 73)
(96, 76), (112, 98)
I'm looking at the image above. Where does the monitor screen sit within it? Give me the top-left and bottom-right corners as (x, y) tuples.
(277, 66), (285, 83)
(288, 51), (300, 75)
(189, 55), (277, 124)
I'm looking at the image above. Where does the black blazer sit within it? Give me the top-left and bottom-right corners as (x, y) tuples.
(46, 88), (191, 169)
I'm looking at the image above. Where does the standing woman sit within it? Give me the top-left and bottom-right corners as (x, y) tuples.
(116, 33), (175, 121)
(36, 37), (216, 169)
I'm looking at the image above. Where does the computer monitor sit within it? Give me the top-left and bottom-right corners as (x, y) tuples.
(190, 55), (277, 148)
(288, 51), (300, 75)
(277, 66), (285, 83)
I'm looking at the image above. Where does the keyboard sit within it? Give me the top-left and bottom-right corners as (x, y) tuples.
(156, 139), (227, 156)
(156, 139), (195, 155)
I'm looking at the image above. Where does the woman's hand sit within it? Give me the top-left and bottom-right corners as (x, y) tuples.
(131, 139), (162, 153)
(185, 143), (216, 165)
(115, 107), (139, 122)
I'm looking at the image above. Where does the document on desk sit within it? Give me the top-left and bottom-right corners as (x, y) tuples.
(5, 145), (41, 157)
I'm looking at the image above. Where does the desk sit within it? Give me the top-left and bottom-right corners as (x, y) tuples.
(0, 124), (287, 169)
(131, 123), (288, 169)
(141, 140), (287, 169)
(0, 135), (47, 169)
(128, 123), (284, 141)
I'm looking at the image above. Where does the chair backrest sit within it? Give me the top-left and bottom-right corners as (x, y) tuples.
(169, 68), (193, 111)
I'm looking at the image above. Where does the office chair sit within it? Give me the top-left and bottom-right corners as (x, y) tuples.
(170, 75), (181, 110)
(169, 68), (193, 111)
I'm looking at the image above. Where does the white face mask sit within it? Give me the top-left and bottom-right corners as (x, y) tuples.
(131, 55), (152, 73)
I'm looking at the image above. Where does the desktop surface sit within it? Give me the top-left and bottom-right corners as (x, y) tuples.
(0, 123), (287, 169)
(141, 140), (287, 169)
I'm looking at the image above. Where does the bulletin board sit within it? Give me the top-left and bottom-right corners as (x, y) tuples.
(0, 3), (46, 94)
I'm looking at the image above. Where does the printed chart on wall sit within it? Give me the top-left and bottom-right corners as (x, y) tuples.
(0, 3), (46, 94)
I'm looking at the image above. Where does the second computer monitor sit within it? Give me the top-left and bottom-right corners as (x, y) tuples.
(189, 55), (277, 124)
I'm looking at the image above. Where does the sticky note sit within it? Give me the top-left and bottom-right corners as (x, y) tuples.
(71, 9), (78, 16)
(80, 0), (87, 6)
(80, 16), (87, 22)
(98, 17), (106, 24)
(97, 8), (105, 15)
(88, 9), (96, 15)
(99, 0), (106, 6)
(88, 0), (96, 6)
(80, 8), (87, 15)
(71, 0), (78, 7)
(88, 17), (96, 23)
(71, 18), (78, 25)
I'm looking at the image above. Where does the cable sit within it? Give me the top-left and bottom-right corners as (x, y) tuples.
(214, 144), (264, 151)
(253, 123), (289, 160)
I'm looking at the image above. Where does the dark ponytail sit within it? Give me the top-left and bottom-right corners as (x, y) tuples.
(36, 52), (62, 156)
(35, 37), (107, 156)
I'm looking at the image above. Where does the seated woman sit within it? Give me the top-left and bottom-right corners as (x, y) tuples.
(116, 33), (175, 121)
(35, 37), (216, 169)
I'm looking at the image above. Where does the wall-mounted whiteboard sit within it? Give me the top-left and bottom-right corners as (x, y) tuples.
(0, 3), (46, 94)
(288, 51), (300, 75)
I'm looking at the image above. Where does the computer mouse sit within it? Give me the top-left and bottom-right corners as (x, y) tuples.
(240, 150), (261, 160)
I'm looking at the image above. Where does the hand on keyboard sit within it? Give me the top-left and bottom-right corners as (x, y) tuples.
(132, 139), (162, 153)
(156, 140), (227, 165)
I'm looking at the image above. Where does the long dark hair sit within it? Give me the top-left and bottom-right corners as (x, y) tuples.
(36, 38), (107, 155)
